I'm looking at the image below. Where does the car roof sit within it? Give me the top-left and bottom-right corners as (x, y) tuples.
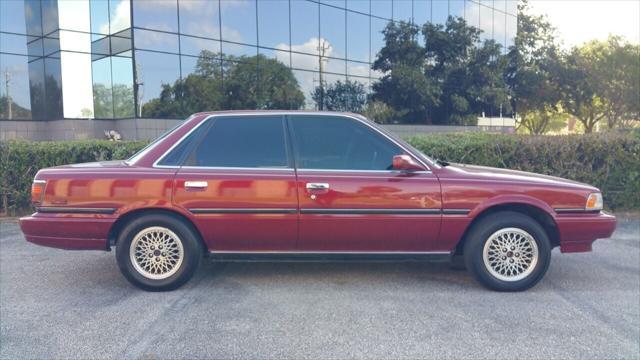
(190, 110), (367, 119)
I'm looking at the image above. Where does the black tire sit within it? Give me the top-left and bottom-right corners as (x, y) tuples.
(463, 211), (551, 292)
(449, 255), (466, 271)
(115, 213), (202, 291)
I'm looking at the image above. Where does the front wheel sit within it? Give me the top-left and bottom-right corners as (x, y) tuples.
(463, 211), (551, 291)
(116, 214), (202, 291)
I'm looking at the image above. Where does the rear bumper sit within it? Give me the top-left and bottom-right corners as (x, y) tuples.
(19, 213), (114, 250)
(556, 211), (616, 253)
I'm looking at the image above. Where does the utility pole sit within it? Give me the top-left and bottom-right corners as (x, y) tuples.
(135, 62), (144, 118)
(4, 69), (11, 120)
(316, 40), (331, 110)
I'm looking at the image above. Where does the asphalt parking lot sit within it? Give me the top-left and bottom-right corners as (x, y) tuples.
(0, 216), (638, 359)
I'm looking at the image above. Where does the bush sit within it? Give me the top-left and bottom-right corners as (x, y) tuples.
(1, 133), (638, 215)
(407, 132), (640, 210)
(0, 140), (146, 215)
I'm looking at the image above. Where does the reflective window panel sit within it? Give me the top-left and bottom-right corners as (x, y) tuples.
(394, 0), (413, 22)
(58, 0), (90, 32)
(132, 0), (178, 32)
(290, 0), (318, 49)
(111, 56), (135, 118)
(179, 0), (220, 39)
(371, 0), (392, 20)
(257, 0), (289, 50)
(0, 0), (518, 121)
(61, 51), (94, 118)
(110, 0), (131, 34)
(0, 54), (32, 119)
(432, 0), (449, 24)
(1, 33), (30, 55)
(1, 0), (29, 34)
(135, 50), (180, 117)
(221, 0), (257, 45)
(90, 0), (110, 35)
(44, 54), (63, 119)
(320, 4), (346, 59)
(92, 56), (114, 118)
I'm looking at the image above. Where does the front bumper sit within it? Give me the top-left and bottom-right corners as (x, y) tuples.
(19, 213), (114, 250)
(556, 211), (617, 253)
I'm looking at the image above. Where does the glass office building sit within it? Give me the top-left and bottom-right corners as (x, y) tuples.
(0, 0), (517, 121)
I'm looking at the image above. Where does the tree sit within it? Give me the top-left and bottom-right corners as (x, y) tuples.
(579, 37), (640, 129)
(225, 55), (305, 110)
(509, 2), (638, 133)
(506, 0), (562, 134)
(362, 100), (395, 124)
(371, 21), (440, 124)
(312, 79), (367, 112)
(371, 17), (511, 125)
(518, 105), (568, 134)
(552, 46), (609, 133)
(94, 83), (135, 118)
(142, 52), (304, 118)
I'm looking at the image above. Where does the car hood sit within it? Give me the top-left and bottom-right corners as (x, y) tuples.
(443, 163), (598, 191)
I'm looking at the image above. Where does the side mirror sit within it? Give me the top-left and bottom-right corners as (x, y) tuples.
(392, 155), (425, 172)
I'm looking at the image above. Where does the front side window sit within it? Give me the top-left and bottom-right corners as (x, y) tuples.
(288, 115), (403, 171)
(182, 115), (289, 168)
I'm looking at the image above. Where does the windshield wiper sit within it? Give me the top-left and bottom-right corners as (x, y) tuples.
(436, 159), (450, 167)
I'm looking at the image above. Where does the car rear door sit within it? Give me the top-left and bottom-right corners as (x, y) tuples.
(287, 114), (442, 252)
(166, 114), (298, 251)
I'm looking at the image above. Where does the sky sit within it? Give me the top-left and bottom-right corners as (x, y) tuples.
(529, 0), (640, 48)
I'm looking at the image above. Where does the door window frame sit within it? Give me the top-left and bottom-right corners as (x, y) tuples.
(153, 113), (294, 171)
(285, 114), (431, 173)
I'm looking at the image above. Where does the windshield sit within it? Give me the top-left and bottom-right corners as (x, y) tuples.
(125, 117), (190, 164)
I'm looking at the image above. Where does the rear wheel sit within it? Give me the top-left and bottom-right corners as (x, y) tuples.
(463, 211), (551, 291)
(116, 214), (202, 291)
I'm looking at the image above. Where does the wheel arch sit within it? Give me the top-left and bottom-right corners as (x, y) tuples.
(454, 202), (560, 256)
(107, 207), (207, 253)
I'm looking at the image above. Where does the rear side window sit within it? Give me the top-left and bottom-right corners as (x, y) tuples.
(183, 115), (289, 168)
(288, 115), (403, 170)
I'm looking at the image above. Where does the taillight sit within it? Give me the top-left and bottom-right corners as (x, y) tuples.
(31, 180), (46, 205)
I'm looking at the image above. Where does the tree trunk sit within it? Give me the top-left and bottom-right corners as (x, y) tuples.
(583, 119), (595, 133)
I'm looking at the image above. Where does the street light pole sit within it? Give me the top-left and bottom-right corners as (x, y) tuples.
(317, 40), (331, 111)
(4, 69), (11, 120)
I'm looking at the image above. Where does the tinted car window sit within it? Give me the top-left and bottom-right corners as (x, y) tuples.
(157, 122), (206, 166)
(184, 115), (289, 168)
(289, 115), (402, 170)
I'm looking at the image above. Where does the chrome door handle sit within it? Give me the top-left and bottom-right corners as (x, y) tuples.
(306, 183), (330, 191)
(185, 181), (208, 189)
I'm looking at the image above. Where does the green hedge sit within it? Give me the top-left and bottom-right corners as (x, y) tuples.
(1, 133), (638, 215)
(0, 140), (146, 215)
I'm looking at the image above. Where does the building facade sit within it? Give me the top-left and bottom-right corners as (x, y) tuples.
(0, 0), (517, 138)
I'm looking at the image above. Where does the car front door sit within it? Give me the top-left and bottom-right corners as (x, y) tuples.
(288, 115), (442, 252)
(165, 115), (298, 251)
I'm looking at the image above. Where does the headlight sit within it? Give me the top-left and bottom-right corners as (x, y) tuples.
(585, 192), (603, 211)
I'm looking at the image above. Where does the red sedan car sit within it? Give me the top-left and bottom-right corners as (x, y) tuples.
(20, 111), (616, 291)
